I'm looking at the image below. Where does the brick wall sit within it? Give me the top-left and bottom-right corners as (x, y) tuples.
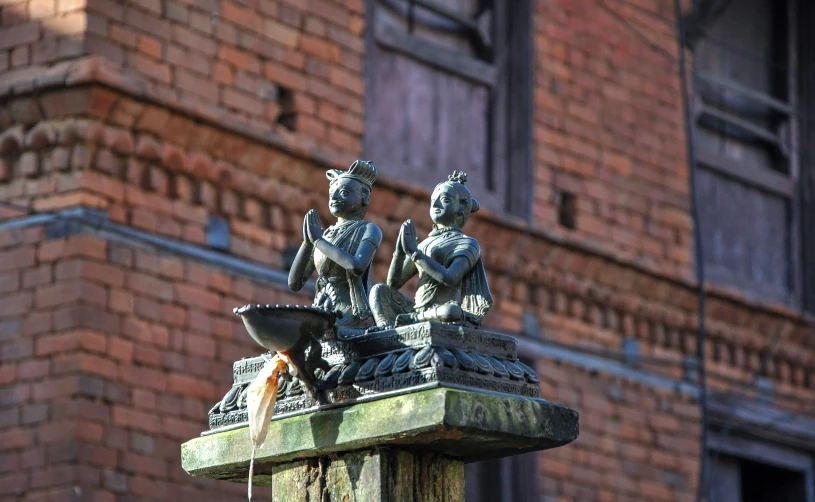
(534, 0), (693, 279)
(1, 0), (814, 501)
(89, 0), (363, 158)
(538, 362), (700, 502)
(0, 0), (87, 72)
(3, 0), (691, 275)
(0, 227), (289, 501)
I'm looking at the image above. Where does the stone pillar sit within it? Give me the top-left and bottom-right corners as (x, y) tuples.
(182, 386), (578, 501)
(270, 450), (464, 502)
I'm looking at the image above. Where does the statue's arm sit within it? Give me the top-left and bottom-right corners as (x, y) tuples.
(411, 254), (472, 287)
(386, 251), (417, 289)
(313, 224), (382, 276)
(288, 242), (315, 292)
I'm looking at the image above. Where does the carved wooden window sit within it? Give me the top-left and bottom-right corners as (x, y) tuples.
(707, 433), (814, 502)
(364, 0), (533, 218)
(692, 0), (813, 309)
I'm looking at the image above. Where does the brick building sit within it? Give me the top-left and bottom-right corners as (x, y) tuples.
(0, 0), (813, 501)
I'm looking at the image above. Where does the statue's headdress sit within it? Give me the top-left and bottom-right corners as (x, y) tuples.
(326, 160), (378, 189)
(435, 170), (480, 215)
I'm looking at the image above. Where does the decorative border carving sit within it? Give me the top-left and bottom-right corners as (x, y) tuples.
(208, 323), (540, 433)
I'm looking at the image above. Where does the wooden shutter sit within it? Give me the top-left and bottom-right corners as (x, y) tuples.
(364, 0), (532, 218)
(692, 0), (800, 306)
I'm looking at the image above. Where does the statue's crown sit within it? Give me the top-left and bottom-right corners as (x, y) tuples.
(327, 160), (378, 189)
(448, 170), (468, 184)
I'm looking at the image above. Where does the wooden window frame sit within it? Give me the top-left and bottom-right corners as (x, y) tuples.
(692, 0), (804, 309)
(708, 432), (815, 502)
(363, 0), (534, 219)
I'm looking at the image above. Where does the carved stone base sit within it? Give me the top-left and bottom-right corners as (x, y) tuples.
(184, 387), (578, 479)
(207, 322), (541, 434)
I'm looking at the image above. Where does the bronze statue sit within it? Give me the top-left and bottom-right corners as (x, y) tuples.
(370, 171), (492, 328)
(288, 160), (382, 337)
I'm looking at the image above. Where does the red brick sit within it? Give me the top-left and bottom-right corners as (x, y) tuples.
(112, 406), (161, 434)
(161, 417), (202, 440)
(0, 473), (27, 495)
(137, 34), (162, 58)
(120, 452), (167, 478)
(0, 248), (35, 272)
(108, 288), (135, 314)
(167, 374), (214, 400)
(212, 61), (233, 85)
(110, 23), (138, 47)
(19, 447), (45, 468)
(172, 25), (217, 57)
(0, 23), (41, 51)
(121, 6), (171, 39)
(27, 465), (76, 489)
(126, 272), (173, 302)
(126, 52), (171, 84)
(175, 69), (219, 102)
(263, 61), (307, 91)
(17, 359), (48, 380)
(300, 35), (340, 62)
(22, 265), (52, 289)
(133, 345), (160, 366)
(35, 282), (81, 309)
(0, 291), (33, 317)
(0, 363), (15, 386)
(77, 421), (104, 444)
(22, 311), (51, 336)
(35, 332), (78, 356)
(10, 45), (28, 67)
(107, 336), (133, 363)
(218, 45), (260, 73)
(157, 257), (184, 280)
(265, 18), (299, 47)
(220, 2), (258, 29)
(160, 304), (186, 327)
(0, 271), (20, 293)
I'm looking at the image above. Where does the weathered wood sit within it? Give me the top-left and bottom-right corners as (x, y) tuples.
(267, 449), (464, 502)
(363, 0), (534, 218)
(696, 166), (791, 303)
(696, 143), (795, 197)
(374, 19), (496, 86)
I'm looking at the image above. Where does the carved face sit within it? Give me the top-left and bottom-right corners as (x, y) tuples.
(430, 185), (463, 227)
(328, 178), (366, 218)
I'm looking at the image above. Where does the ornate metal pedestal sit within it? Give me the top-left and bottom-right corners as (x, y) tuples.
(207, 321), (543, 434)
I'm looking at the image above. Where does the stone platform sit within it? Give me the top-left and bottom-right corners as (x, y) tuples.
(184, 386), (578, 483)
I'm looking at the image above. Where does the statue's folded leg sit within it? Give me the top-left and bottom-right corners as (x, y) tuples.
(369, 284), (414, 327)
(415, 302), (464, 323)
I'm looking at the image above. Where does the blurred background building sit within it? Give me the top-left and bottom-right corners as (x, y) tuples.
(0, 0), (813, 500)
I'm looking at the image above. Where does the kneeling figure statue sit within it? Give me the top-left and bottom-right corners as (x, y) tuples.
(370, 171), (492, 328)
(288, 160), (382, 338)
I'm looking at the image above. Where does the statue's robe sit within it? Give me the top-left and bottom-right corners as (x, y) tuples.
(311, 219), (377, 330)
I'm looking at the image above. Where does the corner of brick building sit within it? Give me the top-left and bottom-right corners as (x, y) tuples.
(1, 0), (814, 501)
